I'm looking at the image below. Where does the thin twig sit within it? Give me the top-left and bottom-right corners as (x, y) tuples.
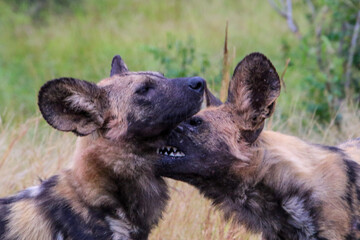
(315, 7), (329, 72)
(220, 21), (230, 102)
(338, 23), (347, 55)
(305, 0), (316, 20)
(280, 58), (291, 92)
(268, 0), (301, 38)
(285, 0), (300, 38)
(345, 10), (360, 96)
(268, 0), (287, 17)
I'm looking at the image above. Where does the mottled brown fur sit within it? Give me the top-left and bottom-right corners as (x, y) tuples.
(158, 52), (360, 240)
(6, 200), (53, 240)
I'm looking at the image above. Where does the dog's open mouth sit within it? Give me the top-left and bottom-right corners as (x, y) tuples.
(157, 146), (185, 157)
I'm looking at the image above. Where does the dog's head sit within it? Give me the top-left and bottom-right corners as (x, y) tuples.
(38, 55), (204, 168)
(39, 55), (204, 140)
(156, 53), (281, 182)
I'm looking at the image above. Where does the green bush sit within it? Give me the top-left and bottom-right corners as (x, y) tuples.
(286, 0), (360, 122)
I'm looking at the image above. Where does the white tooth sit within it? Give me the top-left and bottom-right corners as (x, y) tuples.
(156, 148), (160, 154)
(164, 152), (168, 156)
(169, 152), (175, 156)
(167, 147), (171, 151)
(173, 147), (178, 152)
(180, 152), (185, 157)
(175, 152), (182, 157)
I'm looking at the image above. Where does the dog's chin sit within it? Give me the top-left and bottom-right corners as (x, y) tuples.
(155, 153), (201, 183)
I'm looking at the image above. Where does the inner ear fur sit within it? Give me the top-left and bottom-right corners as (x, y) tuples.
(38, 77), (108, 136)
(227, 52), (281, 131)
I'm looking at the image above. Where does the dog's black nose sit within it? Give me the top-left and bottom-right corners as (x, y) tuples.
(188, 77), (205, 93)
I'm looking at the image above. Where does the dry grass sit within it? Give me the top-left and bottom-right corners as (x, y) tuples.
(0, 117), (74, 195)
(272, 101), (360, 145)
(0, 103), (359, 239)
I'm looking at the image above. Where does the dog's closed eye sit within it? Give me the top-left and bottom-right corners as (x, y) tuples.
(135, 83), (155, 95)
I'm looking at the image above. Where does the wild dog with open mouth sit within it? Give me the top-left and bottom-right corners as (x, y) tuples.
(0, 55), (204, 240)
(157, 52), (360, 240)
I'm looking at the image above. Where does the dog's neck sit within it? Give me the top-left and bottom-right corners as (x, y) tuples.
(190, 131), (348, 239)
(191, 132), (312, 202)
(187, 152), (315, 239)
(65, 136), (168, 236)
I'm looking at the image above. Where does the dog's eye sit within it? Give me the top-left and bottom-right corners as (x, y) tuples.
(135, 84), (154, 95)
(189, 117), (203, 126)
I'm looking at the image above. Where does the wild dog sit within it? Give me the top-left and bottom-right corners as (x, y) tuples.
(0, 55), (205, 240)
(157, 52), (360, 240)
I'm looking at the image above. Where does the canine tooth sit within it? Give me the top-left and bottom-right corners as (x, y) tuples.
(164, 152), (168, 156)
(169, 152), (175, 156)
(167, 147), (171, 151)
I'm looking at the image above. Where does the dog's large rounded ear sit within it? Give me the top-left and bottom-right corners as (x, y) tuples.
(226, 53), (280, 141)
(205, 85), (222, 107)
(38, 78), (108, 136)
(110, 55), (129, 77)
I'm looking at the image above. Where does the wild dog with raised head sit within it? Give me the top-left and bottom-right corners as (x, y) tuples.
(157, 52), (360, 240)
(0, 55), (205, 240)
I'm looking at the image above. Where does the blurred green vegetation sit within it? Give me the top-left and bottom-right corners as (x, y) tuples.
(286, 0), (360, 122)
(0, 0), (358, 125)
